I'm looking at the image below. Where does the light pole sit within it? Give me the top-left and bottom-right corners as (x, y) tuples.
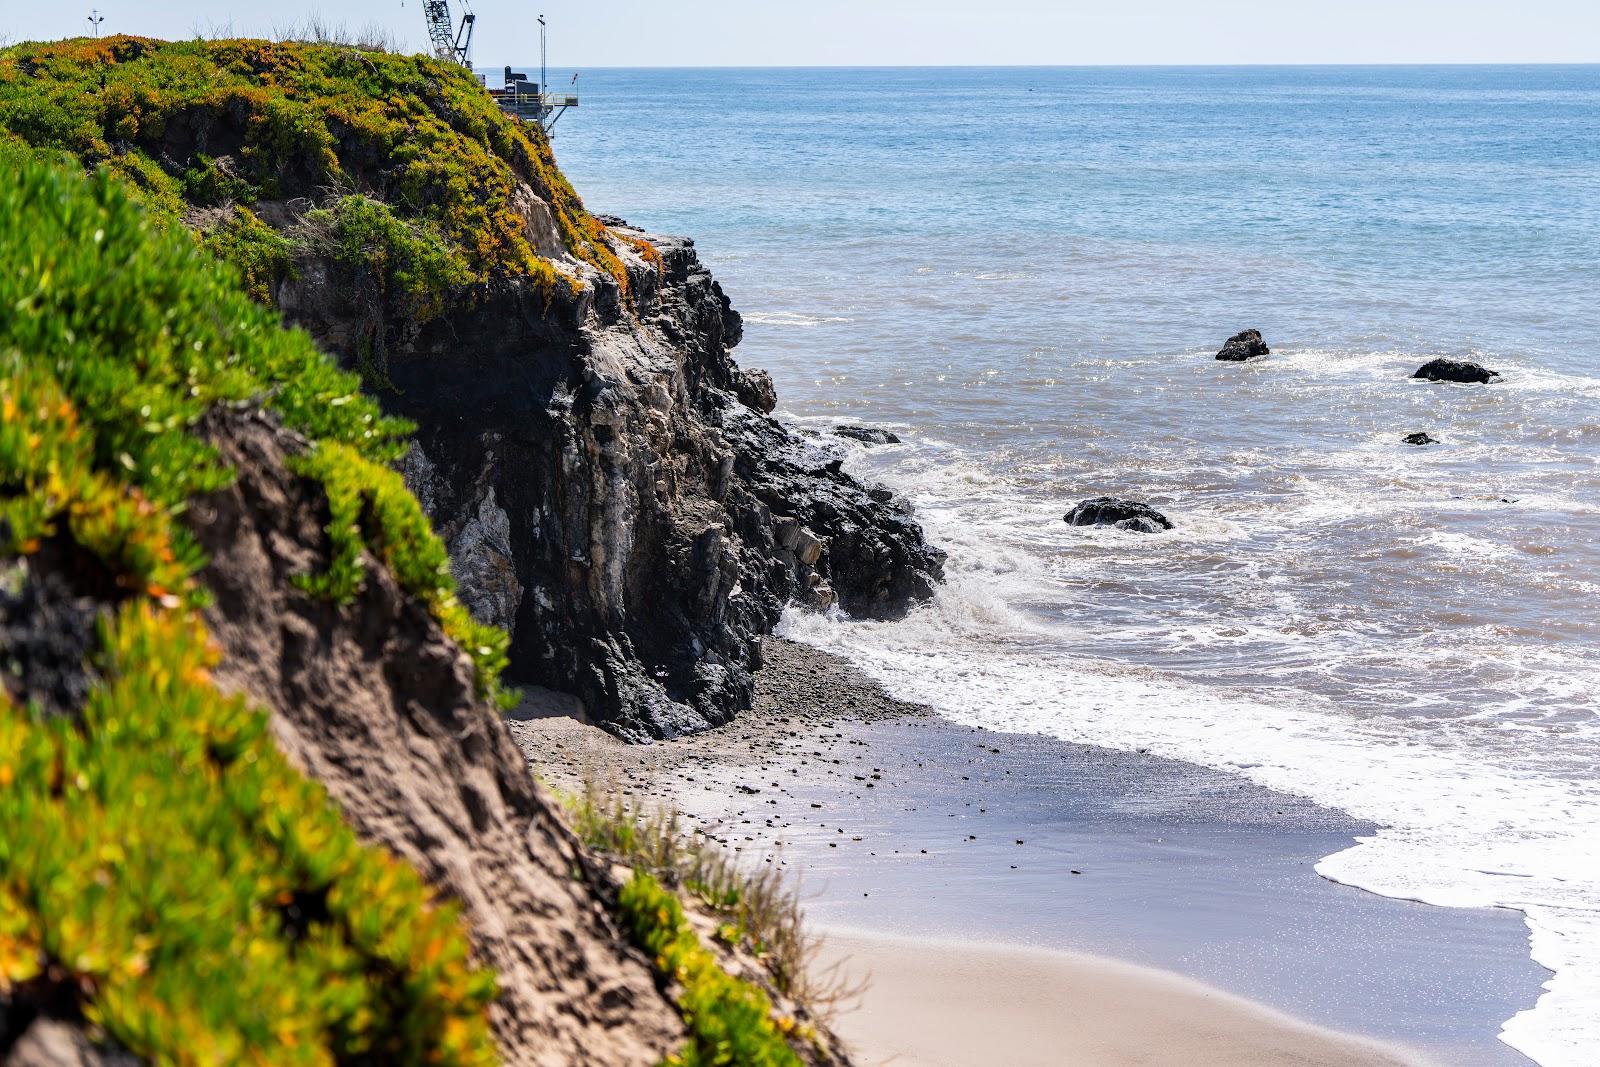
(87, 9), (105, 37)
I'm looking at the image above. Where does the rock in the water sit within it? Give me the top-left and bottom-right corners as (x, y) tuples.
(1413, 358), (1499, 384)
(1215, 329), (1270, 362)
(1402, 432), (1440, 446)
(1064, 497), (1174, 533)
(833, 425), (901, 446)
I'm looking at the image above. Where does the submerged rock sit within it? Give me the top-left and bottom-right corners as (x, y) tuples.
(1402, 432), (1441, 446)
(1413, 358), (1500, 384)
(1215, 329), (1270, 362)
(1064, 497), (1175, 534)
(833, 425), (902, 446)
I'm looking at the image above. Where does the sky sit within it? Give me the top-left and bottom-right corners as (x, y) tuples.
(3, 1), (1598, 66)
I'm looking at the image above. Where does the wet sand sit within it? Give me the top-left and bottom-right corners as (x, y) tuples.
(509, 638), (1545, 1066)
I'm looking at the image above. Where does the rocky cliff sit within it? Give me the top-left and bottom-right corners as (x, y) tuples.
(0, 34), (913, 1062)
(1, 138), (847, 1067)
(373, 221), (943, 739)
(0, 34), (941, 740)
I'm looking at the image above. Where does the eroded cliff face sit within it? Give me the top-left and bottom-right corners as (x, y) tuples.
(0, 142), (857, 1065)
(285, 208), (944, 740)
(188, 409), (688, 1065)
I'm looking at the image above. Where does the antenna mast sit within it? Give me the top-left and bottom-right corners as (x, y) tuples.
(539, 15), (548, 101)
(87, 9), (105, 37)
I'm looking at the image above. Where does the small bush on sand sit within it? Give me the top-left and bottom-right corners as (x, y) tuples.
(565, 784), (856, 1027)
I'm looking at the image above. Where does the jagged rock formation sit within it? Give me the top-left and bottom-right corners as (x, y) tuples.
(1065, 496), (1175, 534)
(1413, 357), (1500, 384)
(1216, 329), (1271, 361)
(336, 223), (943, 740)
(833, 426), (902, 446)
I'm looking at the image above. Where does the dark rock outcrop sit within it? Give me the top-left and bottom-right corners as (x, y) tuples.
(732, 368), (778, 414)
(0, 552), (102, 720)
(1403, 432), (1441, 445)
(284, 218), (944, 740)
(1065, 497), (1175, 534)
(1215, 329), (1270, 361)
(833, 425), (902, 446)
(1413, 358), (1499, 384)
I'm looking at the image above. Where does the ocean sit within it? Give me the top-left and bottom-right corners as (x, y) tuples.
(543, 66), (1600, 1066)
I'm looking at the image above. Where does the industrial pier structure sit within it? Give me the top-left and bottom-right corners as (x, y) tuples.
(420, 2), (578, 131)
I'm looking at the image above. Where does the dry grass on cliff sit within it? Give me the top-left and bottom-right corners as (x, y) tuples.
(565, 783), (861, 1030)
(269, 16), (401, 52)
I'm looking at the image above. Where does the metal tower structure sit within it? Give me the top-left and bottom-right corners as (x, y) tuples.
(422, 0), (475, 68)
(492, 15), (579, 132)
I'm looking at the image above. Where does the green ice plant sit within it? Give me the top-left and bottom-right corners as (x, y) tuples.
(0, 34), (630, 317)
(0, 151), (506, 1064)
(619, 872), (807, 1067)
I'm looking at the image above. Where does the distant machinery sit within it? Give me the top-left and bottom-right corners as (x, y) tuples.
(414, 4), (577, 132)
(422, 0), (475, 67)
(490, 16), (579, 132)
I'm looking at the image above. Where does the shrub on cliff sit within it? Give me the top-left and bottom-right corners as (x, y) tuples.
(0, 153), (509, 1062)
(0, 35), (623, 321)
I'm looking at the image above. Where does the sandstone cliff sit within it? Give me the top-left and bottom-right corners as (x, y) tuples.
(1, 39), (869, 1062)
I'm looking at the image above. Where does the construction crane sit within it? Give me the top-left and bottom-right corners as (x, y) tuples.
(422, 0), (475, 68)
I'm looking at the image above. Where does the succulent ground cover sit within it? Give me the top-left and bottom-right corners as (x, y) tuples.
(0, 35), (627, 328)
(0, 151), (506, 1064)
(0, 70), (836, 1063)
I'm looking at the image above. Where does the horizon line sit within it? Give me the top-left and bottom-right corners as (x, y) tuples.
(506, 61), (1600, 69)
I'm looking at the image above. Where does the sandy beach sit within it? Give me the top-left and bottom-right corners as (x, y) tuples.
(816, 930), (1421, 1067)
(511, 639), (1545, 1066)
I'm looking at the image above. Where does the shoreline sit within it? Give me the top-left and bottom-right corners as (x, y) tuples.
(510, 638), (1545, 1066)
(813, 928), (1426, 1067)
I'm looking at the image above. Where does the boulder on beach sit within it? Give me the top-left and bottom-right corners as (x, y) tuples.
(833, 425), (902, 446)
(1215, 329), (1270, 362)
(1413, 358), (1500, 384)
(1064, 497), (1175, 534)
(1403, 432), (1441, 446)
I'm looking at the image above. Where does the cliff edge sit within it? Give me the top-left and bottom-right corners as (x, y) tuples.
(0, 35), (943, 740)
(0, 142), (847, 1066)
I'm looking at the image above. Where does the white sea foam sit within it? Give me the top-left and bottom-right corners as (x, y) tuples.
(742, 310), (854, 328)
(780, 434), (1600, 1067)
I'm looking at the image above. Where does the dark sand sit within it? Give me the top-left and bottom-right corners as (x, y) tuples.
(510, 639), (1546, 1066)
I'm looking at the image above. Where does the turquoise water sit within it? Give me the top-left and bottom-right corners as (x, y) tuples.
(546, 67), (1600, 1066)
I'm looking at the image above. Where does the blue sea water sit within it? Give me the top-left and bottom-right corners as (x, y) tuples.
(542, 66), (1600, 1066)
